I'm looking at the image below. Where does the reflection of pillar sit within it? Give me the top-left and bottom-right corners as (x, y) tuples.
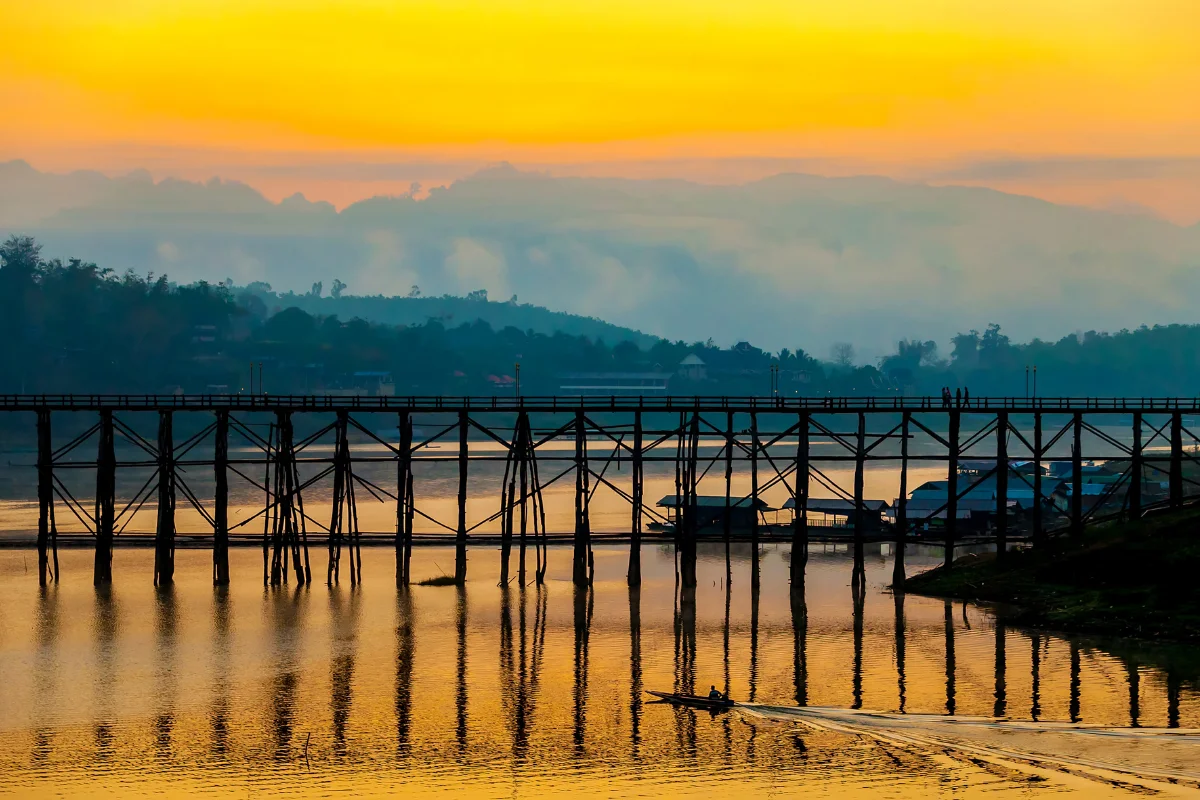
(894, 592), (907, 714)
(792, 581), (808, 707)
(93, 588), (117, 759)
(330, 589), (359, 758)
(1069, 642), (1081, 723)
(993, 621), (1007, 718)
(270, 590), (302, 762)
(154, 588), (177, 759)
(210, 587), (231, 757)
(851, 583), (864, 709)
(629, 586), (642, 759)
(1167, 668), (1181, 729)
(1030, 634), (1042, 722)
(944, 601), (956, 715)
(395, 590), (415, 757)
(573, 586), (592, 756)
(1126, 660), (1140, 728)
(455, 586), (468, 755)
(749, 549), (760, 703)
(680, 585), (697, 697)
(32, 588), (59, 763)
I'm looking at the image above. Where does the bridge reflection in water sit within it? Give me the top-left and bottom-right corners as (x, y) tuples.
(0, 544), (1196, 797)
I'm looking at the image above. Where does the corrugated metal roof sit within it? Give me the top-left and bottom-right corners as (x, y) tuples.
(656, 495), (772, 510)
(782, 498), (890, 513)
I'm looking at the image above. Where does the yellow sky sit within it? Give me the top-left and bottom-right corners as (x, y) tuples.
(1, 0), (1199, 217)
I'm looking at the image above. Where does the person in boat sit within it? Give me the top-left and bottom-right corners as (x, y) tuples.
(708, 685), (725, 701)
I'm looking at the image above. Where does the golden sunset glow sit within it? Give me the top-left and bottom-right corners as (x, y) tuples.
(2, 0), (1198, 161)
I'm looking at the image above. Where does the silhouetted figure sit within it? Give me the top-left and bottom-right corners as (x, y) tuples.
(963, 387), (970, 408)
(708, 685), (724, 701)
(955, 388), (962, 407)
(941, 387), (951, 408)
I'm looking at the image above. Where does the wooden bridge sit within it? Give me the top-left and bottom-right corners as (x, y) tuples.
(4, 394), (1199, 590)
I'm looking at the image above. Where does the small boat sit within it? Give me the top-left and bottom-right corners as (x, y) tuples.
(646, 690), (735, 710)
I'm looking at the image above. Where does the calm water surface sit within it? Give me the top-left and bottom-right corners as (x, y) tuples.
(2, 544), (1199, 798)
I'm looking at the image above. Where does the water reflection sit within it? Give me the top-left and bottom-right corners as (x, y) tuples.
(1, 547), (1198, 798)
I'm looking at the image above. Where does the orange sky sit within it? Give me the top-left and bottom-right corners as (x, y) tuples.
(2, 0), (1199, 218)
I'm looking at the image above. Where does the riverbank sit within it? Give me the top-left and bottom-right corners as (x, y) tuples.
(905, 508), (1200, 644)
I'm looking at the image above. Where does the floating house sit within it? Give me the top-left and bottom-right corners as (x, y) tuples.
(782, 497), (891, 529)
(655, 495), (773, 530)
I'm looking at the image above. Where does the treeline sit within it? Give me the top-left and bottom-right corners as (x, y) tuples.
(2, 236), (1200, 397)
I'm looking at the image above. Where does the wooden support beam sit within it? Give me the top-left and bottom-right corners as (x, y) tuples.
(500, 418), (517, 587)
(1033, 413), (1044, 548)
(518, 412), (530, 584)
(945, 410), (960, 570)
(1129, 411), (1142, 518)
(94, 409), (116, 586)
(213, 410), (230, 586)
(36, 409), (56, 586)
(154, 409), (176, 587)
(456, 410), (468, 584)
(628, 410), (642, 587)
(996, 411), (1008, 560)
(327, 411), (347, 586)
(396, 410), (412, 587)
(573, 410), (589, 586)
(750, 411), (759, 549)
(1071, 411), (1083, 538)
(853, 412), (866, 578)
(1170, 411), (1183, 509)
(724, 410), (734, 580)
(681, 412), (699, 589)
(892, 411), (909, 590)
(791, 411), (809, 588)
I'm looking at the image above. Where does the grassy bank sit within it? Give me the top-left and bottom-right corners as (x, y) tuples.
(905, 508), (1200, 643)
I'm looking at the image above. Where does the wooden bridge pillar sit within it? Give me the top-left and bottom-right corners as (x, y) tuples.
(791, 411), (809, 589)
(945, 410), (960, 570)
(1170, 411), (1183, 509)
(723, 410), (734, 580)
(456, 410), (468, 584)
(681, 412), (699, 589)
(1033, 413), (1044, 548)
(750, 412), (760, 549)
(572, 410), (591, 586)
(154, 410), (176, 587)
(36, 409), (57, 586)
(892, 411), (909, 590)
(94, 409), (116, 586)
(1070, 411), (1083, 538)
(396, 410), (413, 587)
(995, 411), (1008, 559)
(517, 411), (530, 584)
(628, 410), (643, 587)
(852, 412), (866, 582)
(213, 410), (230, 586)
(1129, 411), (1142, 518)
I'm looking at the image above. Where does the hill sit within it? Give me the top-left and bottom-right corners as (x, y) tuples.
(4, 160), (1200, 354)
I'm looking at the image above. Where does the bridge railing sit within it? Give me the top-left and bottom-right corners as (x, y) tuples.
(0, 394), (1198, 411)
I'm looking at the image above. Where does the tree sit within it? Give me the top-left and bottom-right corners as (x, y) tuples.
(308, 281), (323, 298)
(331, 278), (347, 299)
(830, 342), (855, 368)
(0, 235), (42, 274)
(466, 289), (488, 302)
(407, 285), (421, 298)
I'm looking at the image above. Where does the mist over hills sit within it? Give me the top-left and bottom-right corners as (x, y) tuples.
(4, 159), (1199, 356)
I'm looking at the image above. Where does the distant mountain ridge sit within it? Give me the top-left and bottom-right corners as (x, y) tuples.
(3, 159), (1199, 354)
